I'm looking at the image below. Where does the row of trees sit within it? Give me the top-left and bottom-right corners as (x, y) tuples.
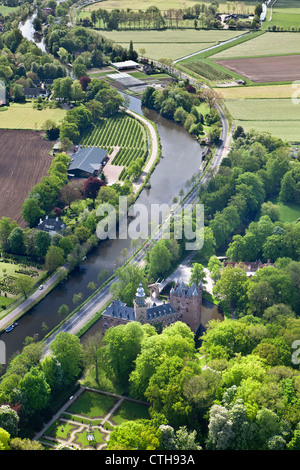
(85, 2), (227, 31)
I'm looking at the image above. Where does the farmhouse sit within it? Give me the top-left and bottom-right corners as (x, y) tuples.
(68, 146), (108, 178)
(101, 281), (224, 335)
(23, 88), (48, 99)
(37, 215), (66, 237)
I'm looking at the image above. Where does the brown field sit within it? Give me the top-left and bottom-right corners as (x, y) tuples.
(213, 55), (300, 83)
(0, 130), (53, 226)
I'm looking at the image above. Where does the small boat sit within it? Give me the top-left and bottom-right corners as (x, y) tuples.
(5, 322), (18, 333)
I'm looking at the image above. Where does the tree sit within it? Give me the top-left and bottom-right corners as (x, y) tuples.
(148, 240), (172, 280)
(9, 437), (44, 450)
(58, 304), (69, 316)
(279, 171), (295, 202)
(0, 428), (10, 451)
(49, 332), (83, 384)
(45, 245), (65, 272)
(82, 331), (103, 384)
(129, 322), (196, 400)
(207, 255), (222, 283)
(59, 182), (82, 208)
(213, 266), (249, 316)
(107, 420), (160, 450)
(159, 425), (201, 450)
(35, 230), (51, 259)
(110, 263), (148, 307)
(19, 367), (51, 412)
(82, 176), (106, 205)
(15, 276), (35, 300)
(102, 322), (153, 388)
(0, 405), (19, 438)
(0, 217), (18, 252)
(8, 227), (25, 255)
(190, 263), (206, 286)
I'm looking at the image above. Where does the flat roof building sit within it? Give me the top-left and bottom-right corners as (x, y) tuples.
(111, 60), (139, 70)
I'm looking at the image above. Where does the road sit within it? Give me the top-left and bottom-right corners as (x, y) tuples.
(41, 102), (231, 356)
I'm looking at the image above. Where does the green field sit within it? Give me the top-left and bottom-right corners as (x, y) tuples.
(225, 98), (300, 143)
(211, 32), (300, 59)
(216, 84), (295, 100)
(0, 102), (67, 130)
(94, 29), (245, 61)
(263, 0), (300, 30)
(79, 0), (257, 12)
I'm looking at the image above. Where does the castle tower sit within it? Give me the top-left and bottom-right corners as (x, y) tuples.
(134, 283), (147, 324)
(169, 281), (202, 333)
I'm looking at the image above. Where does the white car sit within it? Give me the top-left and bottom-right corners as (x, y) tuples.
(39, 285), (44, 290)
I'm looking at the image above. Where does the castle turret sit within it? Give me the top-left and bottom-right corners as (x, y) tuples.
(134, 282), (147, 324)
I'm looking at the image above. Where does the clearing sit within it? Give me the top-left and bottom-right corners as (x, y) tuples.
(0, 129), (53, 226)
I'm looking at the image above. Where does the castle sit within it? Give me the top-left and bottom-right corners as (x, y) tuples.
(100, 280), (224, 335)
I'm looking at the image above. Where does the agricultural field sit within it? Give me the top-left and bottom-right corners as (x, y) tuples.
(213, 55), (300, 83)
(80, 113), (148, 181)
(263, 0), (300, 30)
(0, 102), (67, 130)
(176, 31), (263, 83)
(38, 388), (150, 450)
(215, 84), (295, 100)
(211, 32), (300, 59)
(224, 98), (300, 143)
(0, 129), (53, 226)
(94, 29), (244, 61)
(79, 0), (257, 13)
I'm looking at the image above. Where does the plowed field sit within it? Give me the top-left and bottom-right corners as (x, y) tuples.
(0, 130), (52, 226)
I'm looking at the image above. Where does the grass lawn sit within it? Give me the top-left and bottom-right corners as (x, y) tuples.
(111, 400), (150, 426)
(211, 32), (300, 59)
(0, 5), (17, 14)
(93, 29), (244, 61)
(277, 200), (300, 223)
(0, 102), (67, 130)
(67, 391), (118, 418)
(224, 98), (300, 143)
(46, 420), (80, 440)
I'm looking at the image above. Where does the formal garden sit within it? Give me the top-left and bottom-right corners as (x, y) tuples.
(37, 388), (150, 450)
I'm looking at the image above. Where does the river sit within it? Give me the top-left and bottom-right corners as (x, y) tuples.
(0, 12), (204, 365)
